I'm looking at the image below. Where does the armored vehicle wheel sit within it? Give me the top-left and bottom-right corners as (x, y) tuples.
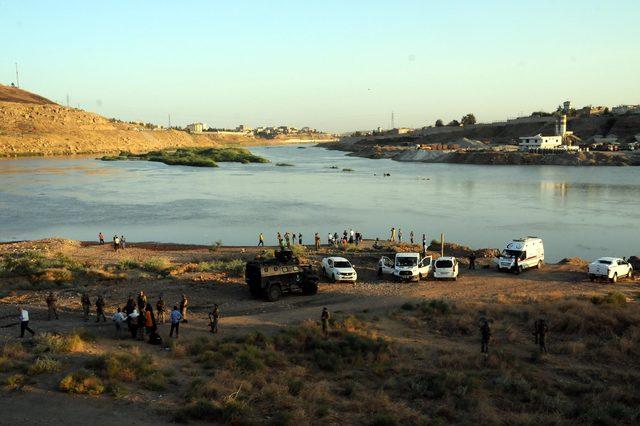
(266, 284), (282, 302)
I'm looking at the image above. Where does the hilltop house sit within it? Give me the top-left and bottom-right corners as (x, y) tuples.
(186, 123), (204, 133)
(518, 134), (563, 150)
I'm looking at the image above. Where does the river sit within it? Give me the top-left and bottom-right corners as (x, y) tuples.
(1, 145), (638, 262)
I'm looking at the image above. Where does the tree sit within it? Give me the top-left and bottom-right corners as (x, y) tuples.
(435, 119), (444, 127)
(447, 119), (460, 127)
(461, 113), (476, 126)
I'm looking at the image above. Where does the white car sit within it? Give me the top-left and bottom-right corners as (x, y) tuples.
(321, 257), (357, 282)
(378, 252), (432, 282)
(433, 257), (459, 280)
(588, 257), (633, 283)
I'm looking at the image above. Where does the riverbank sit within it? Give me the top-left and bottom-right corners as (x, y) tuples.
(324, 138), (640, 166)
(1, 238), (639, 423)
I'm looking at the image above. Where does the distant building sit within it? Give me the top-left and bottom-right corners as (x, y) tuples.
(186, 123), (204, 133)
(519, 134), (563, 150)
(388, 127), (412, 135)
(563, 100), (571, 114)
(578, 105), (607, 116)
(236, 124), (252, 132)
(611, 105), (640, 115)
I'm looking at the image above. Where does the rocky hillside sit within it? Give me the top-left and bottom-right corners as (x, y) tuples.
(0, 84), (331, 157)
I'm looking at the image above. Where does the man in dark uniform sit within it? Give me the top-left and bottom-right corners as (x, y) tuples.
(46, 292), (59, 320)
(468, 252), (477, 270)
(321, 307), (330, 337)
(209, 304), (220, 334)
(180, 294), (189, 323)
(95, 295), (107, 322)
(480, 319), (491, 354)
(534, 319), (549, 353)
(81, 292), (91, 321)
(156, 295), (166, 324)
(513, 254), (520, 274)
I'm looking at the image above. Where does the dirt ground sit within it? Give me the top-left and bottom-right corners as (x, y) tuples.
(0, 239), (638, 424)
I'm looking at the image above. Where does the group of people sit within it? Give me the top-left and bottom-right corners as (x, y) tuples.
(479, 317), (549, 354)
(98, 232), (127, 251)
(327, 229), (364, 247)
(273, 231), (304, 248)
(20, 291), (222, 343)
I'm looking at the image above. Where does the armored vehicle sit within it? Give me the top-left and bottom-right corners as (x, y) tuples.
(245, 248), (319, 301)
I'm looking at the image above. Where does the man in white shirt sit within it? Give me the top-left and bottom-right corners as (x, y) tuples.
(112, 308), (126, 338)
(18, 306), (35, 338)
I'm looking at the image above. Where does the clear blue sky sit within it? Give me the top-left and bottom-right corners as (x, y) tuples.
(1, 0), (638, 131)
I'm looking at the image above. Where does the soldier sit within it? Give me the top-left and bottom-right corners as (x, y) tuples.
(137, 291), (147, 312)
(81, 292), (91, 321)
(321, 307), (330, 337)
(180, 294), (189, 322)
(534, 319), (549, 353)
(468, 252), (477, 270)
(480, 319), (491, 354)
(410, 231), (414, 244)
(285, 232), (291, 248)
(46, 292), (59, 320)
(314, 233), (321, 250)
(95, 295), (107, 322)
(209, 304), (220, 334)
(156, 295), (166, 324)
(298, 233), (303, 245)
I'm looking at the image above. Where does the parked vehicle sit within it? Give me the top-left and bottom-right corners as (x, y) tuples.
(321, 256), (357, 282)
(588, 257), (633, 283)
(378, 252), (432, 282)
(245, 248), (318, 301)
(433, 256), (459, 280)
(494, 237), (544, 273)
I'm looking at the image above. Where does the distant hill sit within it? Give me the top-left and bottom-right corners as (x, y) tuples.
(0, 83), (56, 105)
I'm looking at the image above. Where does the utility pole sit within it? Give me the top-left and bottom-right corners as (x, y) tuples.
(66, 94), (70, 108)
(15, 62), (20, 88)
(391, 111), (395, 129)
(168, 113), (171, 129)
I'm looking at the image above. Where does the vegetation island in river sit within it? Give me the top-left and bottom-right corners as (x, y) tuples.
(100, 147), (269, 167)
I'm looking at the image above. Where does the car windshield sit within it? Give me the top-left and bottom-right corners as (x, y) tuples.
(435, 260), (453, 268)
(503, 249), (522, 258)
(598, 260), (612, 265)
(396, 257), (417, 267)
(334, 261), (351, 268)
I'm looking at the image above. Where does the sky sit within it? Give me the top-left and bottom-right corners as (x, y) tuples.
(1, 0), (639, 132)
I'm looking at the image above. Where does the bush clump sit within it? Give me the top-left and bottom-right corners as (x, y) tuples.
(59, 370), (105, 395)
(100, 147), (269, 168)
(196, 259), (245, 276)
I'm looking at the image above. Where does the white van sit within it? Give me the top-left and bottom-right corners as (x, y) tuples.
(378, 253), (432, 282)
(494, 237), (544, 273)
(433, 256), (459, 280)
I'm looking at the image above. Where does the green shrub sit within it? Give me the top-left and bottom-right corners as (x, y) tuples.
(142, 257), (172, 274)
(419, 299), (452, 316)
(101, 147), (269, 168)
(4, 373), (26, 390)
(196, 259), (245, 276)
(34, 332), (85, 354)
(591, 292), (627, 306)
(118, 258), (140, 270)
(28, 356), (61, 375)
(59, 370), (104, 395)
(87, 352), (157, 382)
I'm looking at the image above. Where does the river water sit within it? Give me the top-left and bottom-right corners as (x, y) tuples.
(1, 145), (638, 261)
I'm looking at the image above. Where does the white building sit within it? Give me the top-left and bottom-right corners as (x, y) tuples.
(519, 134), (563, 150)
(186, 123), (204, 133)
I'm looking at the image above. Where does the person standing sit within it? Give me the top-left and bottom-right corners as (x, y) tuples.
(180, 294), (189, 322)
(298, 233), (302, 245)
(284, 232), (291, 248)
(46, 292), (59, 320)
(422, 234), (427, 257)
(128, 308), (140, 339)
(349, 229), (354, 244)
(469, 252), (477, 270)
(291, 233), (296, 246)
(209, 304), (220, 334)
(144, 303), (156, 338)
(314, 233), (321, 250)
(113, 235), (120, 252)
(513, 255), (520, 274)
(258, 233), (265, 247)
(534, 319), (549, 354)
(156, 296), (166, 324)
(410, 231), (414, 245)
(120, 235), (126, 250)
(321, 307), (330, 337)
(112, 308), (126, 338)
(327, 232), (333, 246)
(398, 229), (403, 243)
(390, 227), (396, 242)
(98, 232), (105, 245)
(137, 291), (147, 312)
(480, 319), (491, 354)
(95, 295), (107, 322)
(169, 306), (182, 338)
(81, 292), (91, 321)
(18, 306), (35, 338)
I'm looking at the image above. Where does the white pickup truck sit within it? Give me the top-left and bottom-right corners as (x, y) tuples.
(588, 257), (633, 283)
(378, 252), (432, 282)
